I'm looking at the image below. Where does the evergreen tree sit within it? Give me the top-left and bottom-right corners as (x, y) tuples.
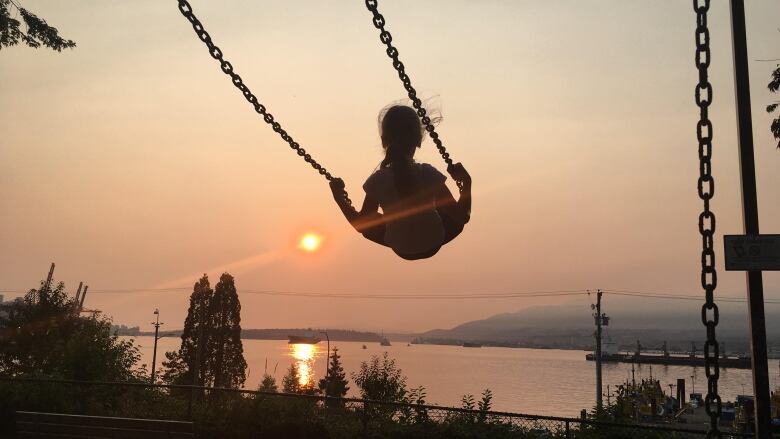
(282, 363), (301, 393)
(208, 273), (247, 388)
(162, 274), (213, 386)
(318, 347), (349, 399)
(259, 374), (278, 393)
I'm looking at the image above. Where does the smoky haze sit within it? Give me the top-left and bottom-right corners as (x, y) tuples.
(1, 1), (779, 333)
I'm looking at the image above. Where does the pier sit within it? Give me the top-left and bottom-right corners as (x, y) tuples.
(586, 341), (752, 369)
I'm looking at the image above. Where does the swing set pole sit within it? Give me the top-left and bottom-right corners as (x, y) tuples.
(729, 1), (771, 437)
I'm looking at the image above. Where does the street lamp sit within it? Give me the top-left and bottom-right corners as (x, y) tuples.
(150, 308), (163, 384)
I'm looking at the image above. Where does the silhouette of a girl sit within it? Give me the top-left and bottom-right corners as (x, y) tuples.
(330, 105), (471, 260)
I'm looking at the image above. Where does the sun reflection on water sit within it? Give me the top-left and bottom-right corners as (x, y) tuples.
(290, 343), (317, 387)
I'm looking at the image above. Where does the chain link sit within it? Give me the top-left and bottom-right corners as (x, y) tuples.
(176, 0), (352, 206)
(694, 1), (721, 437)
(364, 0), (464, 189)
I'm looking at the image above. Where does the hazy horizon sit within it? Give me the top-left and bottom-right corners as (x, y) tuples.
(2, 1), (779, 334)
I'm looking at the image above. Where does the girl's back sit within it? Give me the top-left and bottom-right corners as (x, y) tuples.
(363, 162), (446, 256)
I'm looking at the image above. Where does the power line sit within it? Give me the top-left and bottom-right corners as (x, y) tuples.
(244, 290), (587, 300)
(2, 286), (778, 303)
(602, 289), (780, 304)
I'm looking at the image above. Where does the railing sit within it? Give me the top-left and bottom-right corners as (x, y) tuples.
(0, 377), (760, 438)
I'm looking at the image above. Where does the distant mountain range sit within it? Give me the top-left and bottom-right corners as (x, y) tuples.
(114, 303), (780, 355)
(415, 304), (780, 354)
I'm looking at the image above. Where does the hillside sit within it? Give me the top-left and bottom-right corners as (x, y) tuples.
(416, 303), (780, 353)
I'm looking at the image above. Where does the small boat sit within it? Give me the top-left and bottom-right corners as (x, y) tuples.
(380, 337), (391, 347)
(462, 342), (482, 348)
(288, 331), (321, 345)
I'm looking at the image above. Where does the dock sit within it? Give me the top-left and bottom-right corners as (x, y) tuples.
(585, 352), (751, 369)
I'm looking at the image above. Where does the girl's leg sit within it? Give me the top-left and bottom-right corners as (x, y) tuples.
(438, 208), (464, 245)
(361, 224), (390, 247)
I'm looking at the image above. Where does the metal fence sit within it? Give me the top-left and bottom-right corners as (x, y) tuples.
(0, 377), (760, 439)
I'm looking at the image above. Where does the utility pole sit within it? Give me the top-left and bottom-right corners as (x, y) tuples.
(189, 317), (205, 419)
(729, 2), (771, 437)
(150, 309), (163, 384)
(591, 290), (605, 409)
(320, 330), (330, 387)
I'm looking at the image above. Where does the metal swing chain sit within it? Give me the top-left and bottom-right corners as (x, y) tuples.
(694, 1), (721, 437)
(364, 0), (463, 190)
(176, 0), (352, 207)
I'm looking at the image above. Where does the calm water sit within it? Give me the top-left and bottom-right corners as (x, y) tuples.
(126, 336), (780, 418)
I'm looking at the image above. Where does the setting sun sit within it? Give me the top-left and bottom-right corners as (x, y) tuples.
(299, 233), (322, 252)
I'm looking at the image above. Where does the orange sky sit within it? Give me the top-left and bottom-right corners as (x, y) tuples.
(1, 1), (779, 332)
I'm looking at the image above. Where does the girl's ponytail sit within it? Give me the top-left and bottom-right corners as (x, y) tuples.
(378, 105), (424, 197)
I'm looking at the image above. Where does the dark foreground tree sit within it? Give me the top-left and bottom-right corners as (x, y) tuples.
(209, 273), (247, 388)
(0, 0), (75, 51)
(352, 352), (408, 403)
(162, 274), (213, 386)
(0, 278), (140, 381)
(282, 363), (301, 394)
(259, 373), (278, 392)
(318, 347), (349, 399)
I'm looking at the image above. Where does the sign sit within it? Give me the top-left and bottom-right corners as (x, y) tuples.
(724, 234), (780, 271)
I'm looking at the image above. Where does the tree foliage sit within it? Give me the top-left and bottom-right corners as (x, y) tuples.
(162, 273), (247, 389)
(282, 363), (301, 394)
(318, 347), (349, 399)
(767, 62), (780, 148)
(0, 0), (75, 51)
(162, 274), (213, 386)
(0, 278), (140, 381)
(352, 352), (408, 403)
(259, 373), (278, 393)
(209, 273), (247, 388)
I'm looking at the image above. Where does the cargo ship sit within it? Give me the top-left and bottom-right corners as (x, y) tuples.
(288, 331), (321, 345)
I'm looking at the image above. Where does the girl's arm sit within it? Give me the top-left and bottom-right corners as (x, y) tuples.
(435, 163), (472, 225)
(329, 179), (387, 245)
